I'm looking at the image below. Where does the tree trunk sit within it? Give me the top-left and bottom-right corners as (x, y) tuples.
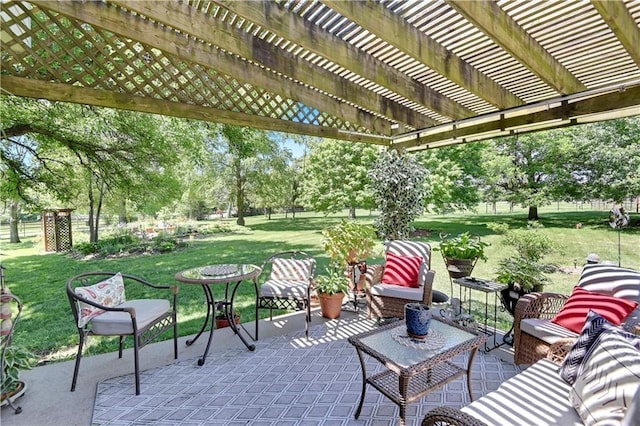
(528, 206), (539, 221)
(348, 206), (356, 219)
(9, 201), (21, 243)
(235, 160), (245, 226)
(118, 199), (127, 224)
(88, 178), (96, 243)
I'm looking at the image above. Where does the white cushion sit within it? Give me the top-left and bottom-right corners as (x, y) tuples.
(462, 359), (582, 425)
(91, 299), (170, 335)
(368, 283), (423, 301)
(520, 318), (578, 344)
(260, 279), (309, 299)
(270, 258), (314, 281)
(569, 331), (640, 426)
(75, 273), (126, 327)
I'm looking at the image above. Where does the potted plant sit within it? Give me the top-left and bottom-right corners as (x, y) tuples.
(1, 345), (36, 408)
(491, 222), (558, 315)
(436, 232), (489, 279)
(214, 302), (240, 329)
(314, 267), (350, 319)
(322, 220), (377, 268)
(321, 220), (377, 291)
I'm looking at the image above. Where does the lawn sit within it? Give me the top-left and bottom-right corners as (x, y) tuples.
(1, 206), (638, 364)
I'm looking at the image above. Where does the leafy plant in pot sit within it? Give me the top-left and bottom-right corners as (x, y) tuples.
(435, 232), (489, 279)
(1, 345), (36, 407)
(314, 267), (350, 319)
(214, 302), (240, 329)
(321, 220), (377, 291)
(490, 222), (559, 316)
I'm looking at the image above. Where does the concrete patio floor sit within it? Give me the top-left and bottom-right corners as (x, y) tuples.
(1, 308), (516, 426)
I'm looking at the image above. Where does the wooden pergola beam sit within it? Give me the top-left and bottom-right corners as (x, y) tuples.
(1, 76), (390, 145)
(591, 0), (640, 67)
(324, 0), (524, 110)
(33, 0), (391, 136)
(395, 85), (640, 150)
(113, 0), (435, 130)
(448, 0), (587, 95)
(215, 0), (476, 120)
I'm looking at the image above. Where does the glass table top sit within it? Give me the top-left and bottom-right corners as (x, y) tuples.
(175, 264), (261, 284)
(355, 320), (478, 368)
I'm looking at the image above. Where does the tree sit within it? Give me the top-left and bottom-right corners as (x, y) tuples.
(301, 139), (378, 218)
(416, 143), (485, 213)
(368, 149), (426, 240)
(216, 125), (277, 226)
(562, 118), (640, 203)
(484, 132), (573, 220)
(1, 96), (185, 242)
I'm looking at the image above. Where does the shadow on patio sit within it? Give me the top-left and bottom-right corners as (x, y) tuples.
(2, 309), (518, 426)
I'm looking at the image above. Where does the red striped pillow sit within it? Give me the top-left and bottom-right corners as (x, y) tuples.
(382, 252), (423, 288)
(551, 286), (638, 333)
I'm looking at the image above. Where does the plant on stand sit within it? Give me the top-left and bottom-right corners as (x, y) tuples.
(436, 232), (489, 280)
(321, 220), (378, 291)
(490, 222), (560, 340)
(314, 267), (350, 319)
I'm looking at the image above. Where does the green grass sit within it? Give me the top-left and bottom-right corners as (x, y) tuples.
(1, 207), (638, 363)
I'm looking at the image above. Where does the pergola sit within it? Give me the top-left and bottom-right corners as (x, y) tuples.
(1, 0), (639, 151)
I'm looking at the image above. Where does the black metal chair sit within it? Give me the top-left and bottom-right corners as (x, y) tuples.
(66, 272), (178, 395)
(254, 251), (316, 340)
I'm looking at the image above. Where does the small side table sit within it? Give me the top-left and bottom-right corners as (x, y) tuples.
(453, 277), (508, 352)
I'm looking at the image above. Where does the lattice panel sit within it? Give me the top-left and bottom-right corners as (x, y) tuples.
(0, 1), (369, 134)
(55, 211), (72, 252)
(42, 211), (57, 252)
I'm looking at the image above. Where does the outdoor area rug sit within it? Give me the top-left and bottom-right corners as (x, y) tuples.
(93, 317), (521, 425)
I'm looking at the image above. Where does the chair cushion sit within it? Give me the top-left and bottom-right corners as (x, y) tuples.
(551, 286), (638, 333)
(368, 283), (423, 301)
(569, 331), (640, 426)
(75, 273), (126, 327)
(462, 358), (582, 426)
(520, 318), (578, 344)
(91, 299), (170, 335)
(385, 240), (431, 265)
(270, 258), (314, 281)
(381, 252), (422, 288)
(579, 264), (640, 302)
(261, 279), (309, 299)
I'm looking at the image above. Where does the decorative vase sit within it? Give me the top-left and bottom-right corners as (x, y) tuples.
(318, 292), (344, 319)
(405, 303), (432, 338)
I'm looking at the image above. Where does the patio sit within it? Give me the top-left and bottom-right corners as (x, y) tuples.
(2, 308), (519, 426)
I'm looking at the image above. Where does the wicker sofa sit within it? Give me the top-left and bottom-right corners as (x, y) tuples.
(513, 264), (640, 365)
(422, 331), (640, 426)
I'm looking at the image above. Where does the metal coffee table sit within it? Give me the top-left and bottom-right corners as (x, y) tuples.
(348, 318), (485, 425)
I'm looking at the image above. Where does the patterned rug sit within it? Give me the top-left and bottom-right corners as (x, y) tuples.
(93, 317), (520, 425)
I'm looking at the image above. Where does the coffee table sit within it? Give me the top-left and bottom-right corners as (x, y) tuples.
(175, 264), (260, 365)
(348, 318), (485, 425)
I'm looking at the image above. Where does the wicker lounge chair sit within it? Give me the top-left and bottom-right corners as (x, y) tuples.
(366, 240), (447, 320)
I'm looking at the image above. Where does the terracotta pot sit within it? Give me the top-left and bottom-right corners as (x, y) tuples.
(318, 292), (344, 319)
(215, 314), (240, 329)
(445, 257), (475, 279)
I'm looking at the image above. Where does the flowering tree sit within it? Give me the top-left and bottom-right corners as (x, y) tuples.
(368, 149), (426, 240)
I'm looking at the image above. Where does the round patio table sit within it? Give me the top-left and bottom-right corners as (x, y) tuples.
(175, 264), (261, 365)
